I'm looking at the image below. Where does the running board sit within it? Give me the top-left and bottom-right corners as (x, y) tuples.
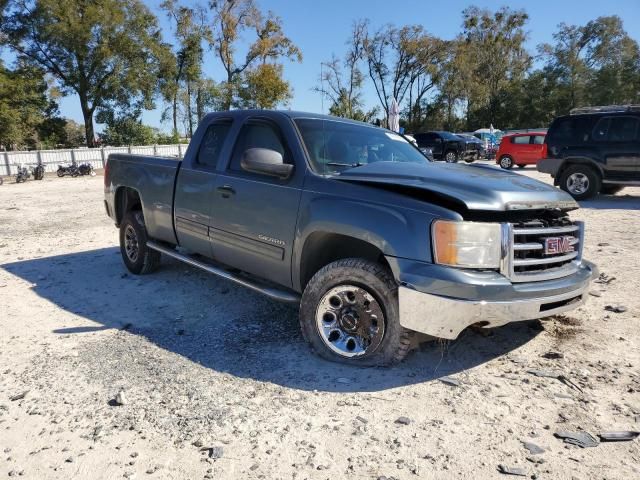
(146, 241), (301, 304)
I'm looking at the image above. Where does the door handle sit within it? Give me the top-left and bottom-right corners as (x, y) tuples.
(217, 185), (236, 198)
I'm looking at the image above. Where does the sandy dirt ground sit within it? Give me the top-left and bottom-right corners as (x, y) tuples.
(0, 165), (639, 480)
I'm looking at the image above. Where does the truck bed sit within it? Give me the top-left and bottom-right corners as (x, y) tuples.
(105, 153), (182, 245)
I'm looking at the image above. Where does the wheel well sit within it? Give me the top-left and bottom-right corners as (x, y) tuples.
(115, 187), (142, 225)
(556, 158), (602, 181)
(299, 233), (390, 290)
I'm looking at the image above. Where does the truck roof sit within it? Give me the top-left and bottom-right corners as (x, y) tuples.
(201, 109), (374, 127)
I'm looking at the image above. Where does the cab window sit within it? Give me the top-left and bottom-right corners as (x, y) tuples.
(229, 120), (289, 173)
(512, 136), (530, 144)
(196, 122), (232, 168)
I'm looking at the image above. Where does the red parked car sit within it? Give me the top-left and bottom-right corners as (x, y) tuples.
(496, 132), (546, 169)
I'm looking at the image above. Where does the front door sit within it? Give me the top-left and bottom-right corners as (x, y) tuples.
(209, 117), (304, 288)
(173, 120), (232, 256)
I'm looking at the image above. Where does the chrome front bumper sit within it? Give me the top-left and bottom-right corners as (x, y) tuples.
(398, 282), (591, 340)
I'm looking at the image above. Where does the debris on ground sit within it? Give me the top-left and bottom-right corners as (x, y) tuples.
(9, 390), (29, 401)
(395, 416), (412, 425)
(541, 352), (564, 360)
(497, 464), (527, 476)
(202, 446), (224, 459)
(526, 369), (583, 393)
(604, 305), (628, 313)
(439, 376), (461, 387)
(598, 431), (639, 442)
(554, 431), (599, 448)
(594, 273), (616, 284)
(113, 390), (127, 406)
(521, 441), (545, 455)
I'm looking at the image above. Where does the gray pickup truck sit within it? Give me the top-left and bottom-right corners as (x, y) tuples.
(104, 110), (596, 365)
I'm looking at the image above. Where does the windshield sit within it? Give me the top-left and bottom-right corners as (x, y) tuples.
(295, 118), (429, 175)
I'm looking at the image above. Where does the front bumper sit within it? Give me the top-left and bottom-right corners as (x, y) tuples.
(395, 260), (596, 340)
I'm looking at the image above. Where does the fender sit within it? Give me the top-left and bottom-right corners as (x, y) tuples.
(292, 191), (460, 291)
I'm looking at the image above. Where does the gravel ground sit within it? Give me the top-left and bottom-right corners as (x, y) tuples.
(0, 165), (639, 479)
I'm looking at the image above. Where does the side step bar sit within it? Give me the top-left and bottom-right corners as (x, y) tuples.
(146, 241), (301, 304)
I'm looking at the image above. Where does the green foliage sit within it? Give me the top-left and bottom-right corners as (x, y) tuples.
(209, 0), (302, 110)
(100, 114), (159, 146)
(38, 118), (87, 148)
(1, 0), (173, 147)
(0, 60), (51, 149)
(237, 63), (292, 109)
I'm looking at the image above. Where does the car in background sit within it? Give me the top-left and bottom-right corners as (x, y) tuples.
(402, 134), (434, 161)
(456, 133), (486, 161)
(496, 132), (546, 169)
(538, 105), (640, 200)
(413, 131), (475, 162)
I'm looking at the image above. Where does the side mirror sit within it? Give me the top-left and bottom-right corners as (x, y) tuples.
(240, 148), (294, 179)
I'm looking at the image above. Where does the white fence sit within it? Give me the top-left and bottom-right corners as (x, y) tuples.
(0, 144), (190, 176)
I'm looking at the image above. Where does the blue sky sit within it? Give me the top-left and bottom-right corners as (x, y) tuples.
(6, 0), (640, 132)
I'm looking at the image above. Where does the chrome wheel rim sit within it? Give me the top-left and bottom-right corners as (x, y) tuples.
(124, 225), (139, 263)
(500, 157), (512, 168)
(567, 173), (589, 195)
(445, 152), (456, 163)
(315, 285), (385, 358)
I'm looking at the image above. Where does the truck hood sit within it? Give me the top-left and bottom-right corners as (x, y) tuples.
(336, 161), (578, 212)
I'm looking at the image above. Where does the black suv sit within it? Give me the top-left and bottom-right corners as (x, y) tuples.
(538, 105), (640, 200)
(413, 131), (473, 163)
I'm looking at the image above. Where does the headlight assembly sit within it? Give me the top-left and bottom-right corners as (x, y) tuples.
(432, 220), (502, 269)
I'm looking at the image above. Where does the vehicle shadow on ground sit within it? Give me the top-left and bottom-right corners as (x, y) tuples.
(2, 247), (542, 393)
(579, 195), (640, 211)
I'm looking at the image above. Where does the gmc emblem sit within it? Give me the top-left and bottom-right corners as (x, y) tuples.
(544, 236), (575, 255)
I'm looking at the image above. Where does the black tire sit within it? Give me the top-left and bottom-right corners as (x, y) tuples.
(600, 185), (624, 195)
(299, 258), (414, 366)
(0, 177), (3, 185)
(119, 211), (161, 275)
(444, 150), (458, 163)
(57, 169), (64, 177)
(558, 164), (601, 201)
(499, 155), (513, 169)
(464, 157), (475, 163)
(517, 164), (526, 169)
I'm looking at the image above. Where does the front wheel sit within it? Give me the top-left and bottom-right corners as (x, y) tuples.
(119, 211), (161, 274)
(299, 258), (414, 366)
(57, 169), (64, 177)
(499, 155), (514, 169)
(558, 164), (601, 201)
(444, 150), (458, 163)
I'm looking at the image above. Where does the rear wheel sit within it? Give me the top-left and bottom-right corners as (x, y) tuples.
(119, 211), (161, 274)
(517, 164), (526, 169)
(499, 155), (513, 169)
(299, 258), (413, 366)
(558, 164), (601, 201)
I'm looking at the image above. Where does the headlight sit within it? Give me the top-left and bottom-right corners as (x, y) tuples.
(432, 220), (502, 269)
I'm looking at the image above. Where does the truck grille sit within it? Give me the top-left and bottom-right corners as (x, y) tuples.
(501, 220), (584, 282)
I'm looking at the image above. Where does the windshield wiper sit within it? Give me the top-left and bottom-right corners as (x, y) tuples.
(326, 162), (365, 167)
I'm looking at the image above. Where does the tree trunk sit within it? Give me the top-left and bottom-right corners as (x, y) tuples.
(172, 91), (178, 136)
(186, 81), (193, 137)
(79, 95), (95, 147)
(196, 85), (203, 122)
